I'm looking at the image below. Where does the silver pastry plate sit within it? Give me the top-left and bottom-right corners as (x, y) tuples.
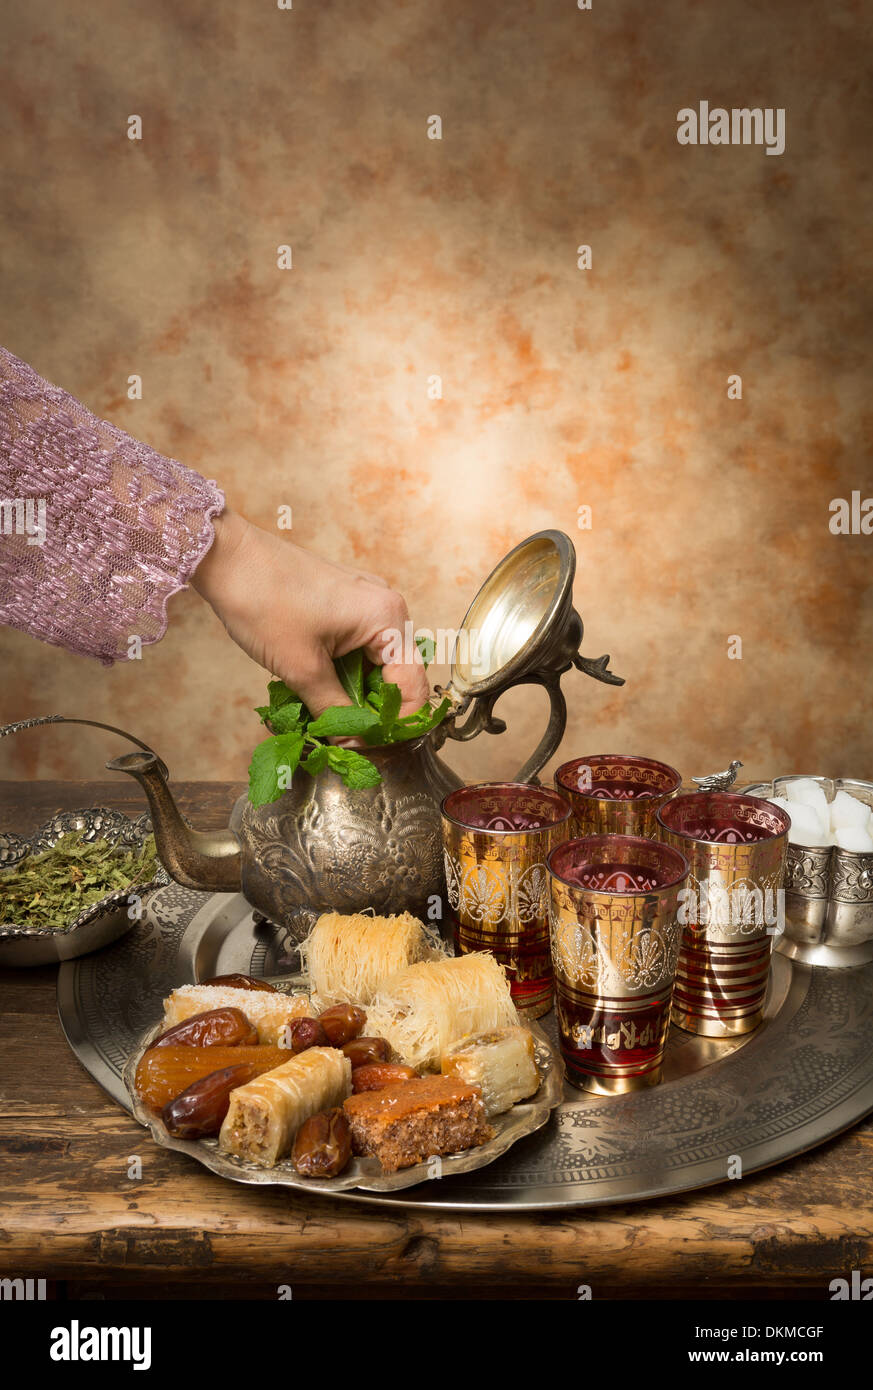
(58, 884), (873, 1211)
(0, 807), (169, 967)
(123, 1015), (561, 1195)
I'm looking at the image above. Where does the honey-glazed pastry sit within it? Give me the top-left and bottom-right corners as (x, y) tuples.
(218, 1047), (351, 1167)
(441, 1026), (540, 1117)
(135, 1044), (291, 1112)
(343, 1075), (493, 1173)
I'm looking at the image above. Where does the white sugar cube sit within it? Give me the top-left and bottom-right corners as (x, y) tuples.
(768, 796), (831, 847)
(785, 778), (830, 827)
(834, 826), (873, 853)
(778, 789), (828, 828)
(790, 827), (833, 848)
(829, 790), (872, 832)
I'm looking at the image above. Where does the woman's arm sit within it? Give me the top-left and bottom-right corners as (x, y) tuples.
(0, 345), (428, 714)
(0, 344), (223, 662)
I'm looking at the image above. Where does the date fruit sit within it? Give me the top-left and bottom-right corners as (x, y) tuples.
(341, 1036), (391, 1068)
(292, 1108), (352, 1178)
(152, 1007), (258, 1050)
(162, 1064), (257, 1139)
(288, 1017), (329, 1053)
(199, 973), (277, 992)
(317, 1004), (366, 1047)
(351, 1063), (418, 1093)
(135, 1044), (289, 1111)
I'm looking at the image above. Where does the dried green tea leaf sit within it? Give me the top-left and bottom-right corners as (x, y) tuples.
(0, 831), (159, 931)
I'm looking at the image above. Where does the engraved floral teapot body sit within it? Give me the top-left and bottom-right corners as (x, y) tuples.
(236, 734), (463, 928)
(4, 532), (622, 939)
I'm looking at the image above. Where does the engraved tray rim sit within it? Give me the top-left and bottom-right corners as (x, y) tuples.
(122, 1017), (562, 1196)
(57, 884), (873, 1212)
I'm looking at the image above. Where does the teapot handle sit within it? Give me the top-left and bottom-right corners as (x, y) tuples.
(438, 672), (567, 785)
(0, 715), (169, 781)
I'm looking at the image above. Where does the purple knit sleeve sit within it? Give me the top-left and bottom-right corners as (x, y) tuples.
(0, 345), (225, 664)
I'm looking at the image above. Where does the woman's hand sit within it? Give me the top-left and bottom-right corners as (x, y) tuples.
(191, 509), (431, 717)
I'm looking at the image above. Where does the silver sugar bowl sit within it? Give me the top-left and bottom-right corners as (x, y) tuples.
(742, 775), (873, 967)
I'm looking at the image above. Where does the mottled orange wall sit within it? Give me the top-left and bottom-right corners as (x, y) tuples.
(1, 0), (871, 795)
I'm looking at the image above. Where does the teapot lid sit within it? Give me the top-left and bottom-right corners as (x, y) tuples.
(444, 530), (579, 700)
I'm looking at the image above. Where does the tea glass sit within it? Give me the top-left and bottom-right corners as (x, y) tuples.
(656, 793), (790, 1037)
(554, 754), (682, 838)
(441, 782), (574, 1019)
(548, 834), (690, 1093)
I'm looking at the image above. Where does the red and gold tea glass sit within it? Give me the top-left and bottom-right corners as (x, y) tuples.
(548, 835), (690, 1093)
(554, 754), (682, 838)
(656, 793), (790, 1038)
(441, 783), (574, 1020)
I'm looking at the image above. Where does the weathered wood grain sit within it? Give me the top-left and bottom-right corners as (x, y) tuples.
(0, 778), (244, 834)
(1, 780), (872, 1296)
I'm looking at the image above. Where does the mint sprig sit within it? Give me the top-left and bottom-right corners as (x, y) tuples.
(248, 731), (305, 804)
(307, 705), (381, 738)
(325, 746), (383, 789)
(247, 642), (449, 806)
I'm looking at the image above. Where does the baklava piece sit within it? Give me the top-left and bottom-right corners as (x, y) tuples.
(343, 1076), (493, 1173)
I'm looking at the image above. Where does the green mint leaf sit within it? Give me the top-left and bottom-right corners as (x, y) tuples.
(415, 634), (436, 667)
(274, 731), (305, 783)
(301, 744), (330, 775)
(363, 681), (403, 742)
(266, 700), (303, 734)
(365, 665), (384, 697)
(267, 679), (300, 709)
(248, 739), (282, 806)
(334, 649), (365, 706)
(391, 696), (451, 741)
(306, 705), (381, 738)
(326, 746), (382, 789)
(377, 682), (402, 726)
(247, 731), (305, 806)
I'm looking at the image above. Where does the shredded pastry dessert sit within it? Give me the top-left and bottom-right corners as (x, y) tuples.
(364, 952), (519, 1071)
(301, 910), (443, 1008)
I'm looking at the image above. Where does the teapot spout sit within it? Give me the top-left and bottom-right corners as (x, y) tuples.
(106, 751), (242, 892)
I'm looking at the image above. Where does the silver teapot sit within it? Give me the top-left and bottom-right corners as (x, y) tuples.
(4, 531), (622, 938)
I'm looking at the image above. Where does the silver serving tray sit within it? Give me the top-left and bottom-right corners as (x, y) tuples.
(0, 807), (169, 967)
(123, 1015), (561, 1195)
(57, 883), (873, 1211)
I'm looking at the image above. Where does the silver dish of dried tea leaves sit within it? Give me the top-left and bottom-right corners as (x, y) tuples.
(0, 807), (169, 967)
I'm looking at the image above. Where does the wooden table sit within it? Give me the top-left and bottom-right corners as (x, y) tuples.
(2, 780), (872, 1301)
